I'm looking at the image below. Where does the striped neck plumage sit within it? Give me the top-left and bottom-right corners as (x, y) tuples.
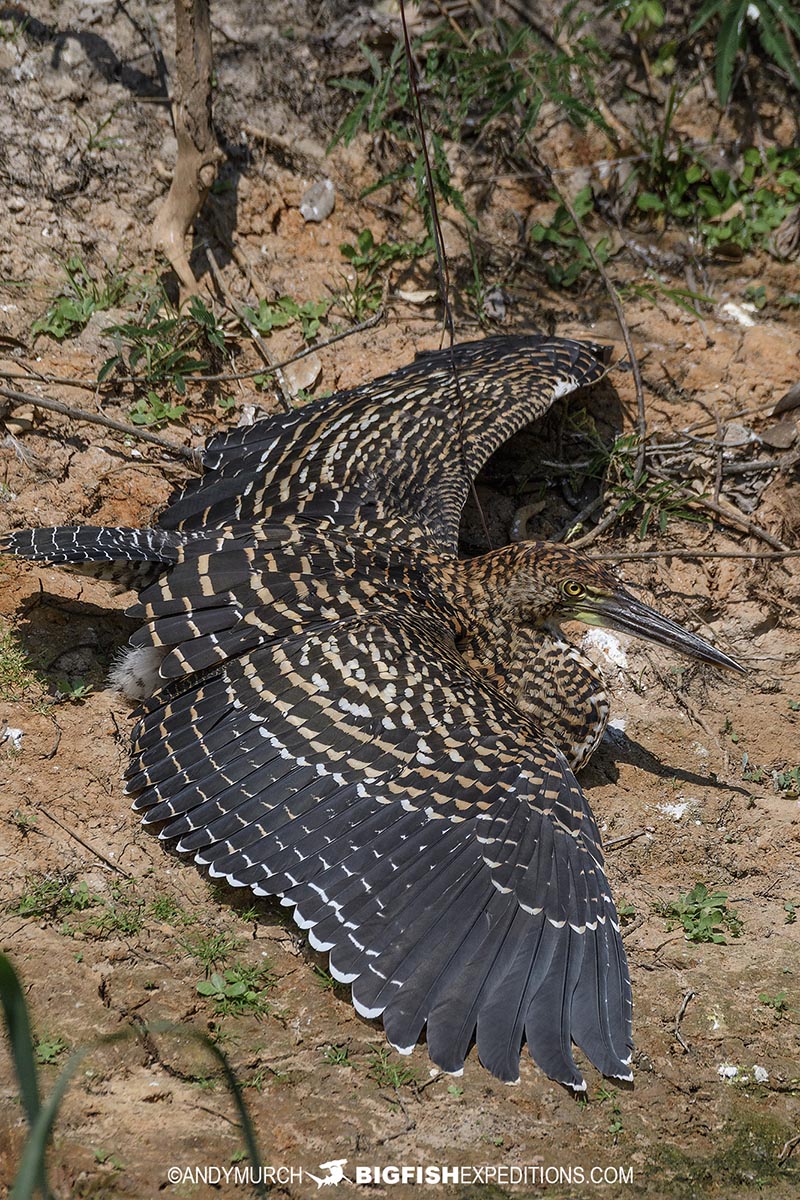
(444, 547), (611, 770)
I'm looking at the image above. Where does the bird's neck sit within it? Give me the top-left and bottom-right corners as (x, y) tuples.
(442, 550), (610, 770)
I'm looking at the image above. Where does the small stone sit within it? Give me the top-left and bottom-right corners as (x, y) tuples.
(482, 286), (510, 322)
(721, 422), (753, 447)
(284, 352), (322, 396)
(773, 381), (800, 416)
(719, 301), (756, 327)
(395, 288), (437, 305)
(760, 420), (797, 450)
(299, 178), (335, 222)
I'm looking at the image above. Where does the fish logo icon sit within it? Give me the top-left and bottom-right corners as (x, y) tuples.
(306, 1159), (348, 1188)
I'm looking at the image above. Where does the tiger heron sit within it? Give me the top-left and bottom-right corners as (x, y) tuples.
(0, 335), (743, 1090)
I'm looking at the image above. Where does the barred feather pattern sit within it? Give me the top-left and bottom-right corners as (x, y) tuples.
(0, 526), (188, 588)
(159, 334), (610, 550)
(0, 334), (635, 1088)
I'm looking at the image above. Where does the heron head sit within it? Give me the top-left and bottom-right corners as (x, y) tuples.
(519, 543), (745, 674)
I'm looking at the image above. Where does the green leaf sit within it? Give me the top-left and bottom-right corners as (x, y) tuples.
(715, 0), (748, 105)
(0, 957), (41, 1129)
(637, 192), (665, 211)
(689, 0), (727, 36)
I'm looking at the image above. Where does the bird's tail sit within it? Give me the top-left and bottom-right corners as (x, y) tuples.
(0, 525), (185, 588)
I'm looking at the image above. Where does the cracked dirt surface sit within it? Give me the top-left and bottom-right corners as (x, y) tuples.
(1, 3), (800, 1198)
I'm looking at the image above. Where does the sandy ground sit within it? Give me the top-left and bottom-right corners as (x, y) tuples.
(1, 3), (799, 1198)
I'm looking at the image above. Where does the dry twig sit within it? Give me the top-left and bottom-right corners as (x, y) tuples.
(0, 386), (197, 461)
(674, 989), (697, 1054)
(33, 804), (131, 879)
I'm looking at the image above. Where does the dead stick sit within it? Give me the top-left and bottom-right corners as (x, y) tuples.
(34, 805), (131, 878)
(205, 247), (294, 412)
(554, 185), (648, 480)
(588, 549), (800, 561)
(674, 989), (696, 1054)
(0, 309), (385, 391)
(647, 473), (789, 551)
(0, 386), (198, 462)
(778, 1133), (800, 1163)
(605, 828), (650, 850)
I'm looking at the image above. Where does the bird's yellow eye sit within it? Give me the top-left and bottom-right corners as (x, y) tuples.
(562, 580), (585, 599)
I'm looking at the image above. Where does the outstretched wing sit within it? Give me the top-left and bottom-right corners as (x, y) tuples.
(159, 335), (609, 551)
(127, 540), (631, 1088)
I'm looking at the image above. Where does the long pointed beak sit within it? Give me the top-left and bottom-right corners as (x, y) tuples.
(579, 590), (746, 673)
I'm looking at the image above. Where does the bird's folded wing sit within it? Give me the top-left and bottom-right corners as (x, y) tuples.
(128, 600), (632, 1088)
(158, 335), (609, 551)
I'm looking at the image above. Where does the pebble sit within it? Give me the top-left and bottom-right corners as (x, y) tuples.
(299, 178), (335, 222)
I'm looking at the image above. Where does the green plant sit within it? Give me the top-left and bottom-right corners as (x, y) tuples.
(613, 0), (665, 36)
(240, 295), (330, 341)
(774, 766), (800, 798)
(148, 895), (188, 924)
(129, 391), (187, 428)
(331, 21), (606, 229)
(722, 716), (741, 745)
(88, 883), (146, 938)
(785, 901), (797, 924)
(605, 433), (707, 538)
(196, 963), (275, 1017)
(323, 1043), (352, 1066)
(634, 142), (800, 254)
(93, 1148), (124, 1170)
(621, 277), (714, 317)
(690, 0), (800, 105)
(14, 875), (97, 922)
(529, 186), (611, 288)
(31, 255), (134, 341)
(9, 809), (37, 835)
(0, 954), (267, 1199)
(660, 882), (743, 944)
(0, 625), (46, 706)
(76, 106), (123, 153)
(759, 990), (789, 1017)
(186, 931), (242, 970)
(741, 752), (766, 783)
(54, 677), (93, 703)
(313, 965), (338, 992)
(35, 1036), (67, 1065)
(338, 228), (431, 315)
(366, 1045), (418, 1089)
(101, 293), (226, 393)
(597, 1084), (624, 1136)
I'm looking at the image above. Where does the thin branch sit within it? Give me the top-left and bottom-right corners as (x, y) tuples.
(778, 1133), (800, 1164)
(565, 501), (628, 549)
(0, 309), (386, 391)
(33, 804), (131, 878)
(647, 473), (790, 551)
(605, 828), (650, 850)
(674, 989), (696, 1054)
(398, 0), (493, 551)
(206, 247), (294, 411)
(0, 386), (198, 462)
(554, 185), (648, 480)
(588, 548), (800, 562)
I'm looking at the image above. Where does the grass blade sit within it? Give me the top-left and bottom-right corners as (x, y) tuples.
(0, 956), (41, 1126)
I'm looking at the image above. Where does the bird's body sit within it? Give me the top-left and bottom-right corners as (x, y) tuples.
(0, 334), (742, 1090)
